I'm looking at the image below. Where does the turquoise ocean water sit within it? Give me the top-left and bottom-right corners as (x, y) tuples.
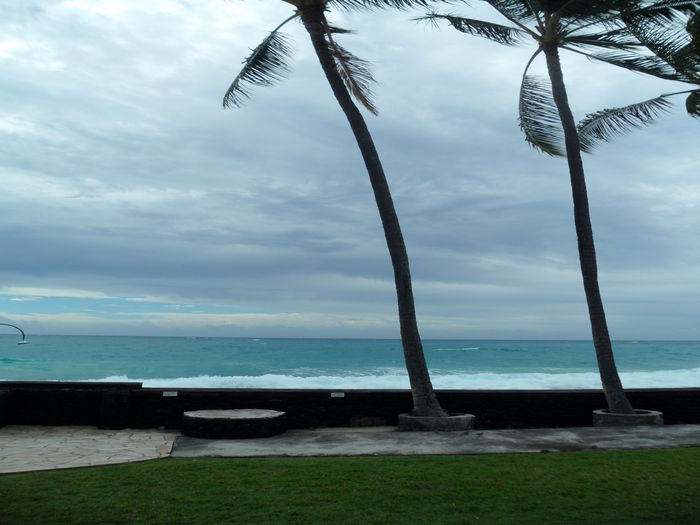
(1, 336), (699, 389)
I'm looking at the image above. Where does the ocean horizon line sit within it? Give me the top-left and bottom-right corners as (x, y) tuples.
(0, 336), (700, 344)
(3, 334), (700, 343)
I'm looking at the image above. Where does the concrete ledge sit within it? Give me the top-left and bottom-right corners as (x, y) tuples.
(0, 389), (13, 428)
(182, 409), (287, 439)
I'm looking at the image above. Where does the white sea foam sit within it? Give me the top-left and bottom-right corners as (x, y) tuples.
(432, 347), (481, 352)
(89, 367), (700, 390)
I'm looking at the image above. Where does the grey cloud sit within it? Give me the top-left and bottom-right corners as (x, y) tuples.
(1, 1), (698, 338)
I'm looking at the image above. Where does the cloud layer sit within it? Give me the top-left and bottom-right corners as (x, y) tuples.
(1, 0), (698, 338)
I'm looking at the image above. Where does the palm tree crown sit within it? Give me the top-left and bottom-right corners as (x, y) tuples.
(422, 1), (696, 154)
(224, 1), (437, 113)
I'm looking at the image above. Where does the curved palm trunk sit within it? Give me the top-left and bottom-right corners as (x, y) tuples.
(300, 5), (446, 417)
(543, 43), (635, 415)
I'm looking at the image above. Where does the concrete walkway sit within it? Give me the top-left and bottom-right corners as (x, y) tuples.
(2, 424), (700, 474)
(0, 426), (176, 474)
(171, 424), (700, 458)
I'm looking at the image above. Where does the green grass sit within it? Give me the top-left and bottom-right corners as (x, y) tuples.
(1, 448), (699, 524)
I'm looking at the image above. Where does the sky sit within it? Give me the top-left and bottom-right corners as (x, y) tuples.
(0, 0), (698, 339)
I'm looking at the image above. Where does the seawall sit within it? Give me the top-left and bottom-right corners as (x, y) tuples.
(1, 382), (699, 430)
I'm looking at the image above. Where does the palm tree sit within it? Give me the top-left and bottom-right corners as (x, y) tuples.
(224, 0), (447, 417)
(421, 0), (694, 414)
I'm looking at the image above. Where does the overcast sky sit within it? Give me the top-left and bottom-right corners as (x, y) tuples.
(1, 0), (698, 339)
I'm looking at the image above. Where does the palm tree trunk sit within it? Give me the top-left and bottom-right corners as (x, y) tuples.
(543, 43), (635, 414)
(300, 5), (446, 417)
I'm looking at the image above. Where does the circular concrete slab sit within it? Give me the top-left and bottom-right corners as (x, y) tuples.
(184, 409), (283, 419)
(182, 409), (287, 439)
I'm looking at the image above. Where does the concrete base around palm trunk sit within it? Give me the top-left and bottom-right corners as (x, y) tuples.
(398, 413), (475, 432)
(592, 409), (664, 427)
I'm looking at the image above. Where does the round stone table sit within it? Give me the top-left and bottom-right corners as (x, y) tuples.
(182, 409), (287, 439)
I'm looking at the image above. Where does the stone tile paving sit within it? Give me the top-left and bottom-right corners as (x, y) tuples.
(0, 426), (177, 474)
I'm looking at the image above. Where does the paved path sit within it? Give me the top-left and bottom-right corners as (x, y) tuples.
(0, 426), (176, 474)
(172, 424), (700, 458)
(2, 424), (700, 474)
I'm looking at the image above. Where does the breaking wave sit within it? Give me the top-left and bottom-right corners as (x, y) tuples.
(86, 367), (700, 390)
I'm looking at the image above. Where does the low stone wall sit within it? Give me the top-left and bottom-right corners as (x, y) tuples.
(1, 382), (699, 430)
(0, 388), (13, 427)
(2, 382), (138, 429)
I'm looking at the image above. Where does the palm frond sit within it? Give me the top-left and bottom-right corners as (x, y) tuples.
(223, 16), (297, 108)
(315, 15), (379, 114)
(325, 31), (379, 115)
(328, 25), (355, 35)
(686, 89), (700, 116)
(558, 3), (636, 36)
(331, 0), (436, 11)
(577, 95), (674, 151)
(417, 13), (526, 45)
(623, 1), (700, 25)
(687, 13), (700, 75)
(565, 28), (642, 51)
(689, 11), (700, 48)
(623, 7), (698, 74)
(486, 0), (537, 22)
(583, 49), (693, 81)
(550, 0), (638, 20)
(519, 75), (566, 156)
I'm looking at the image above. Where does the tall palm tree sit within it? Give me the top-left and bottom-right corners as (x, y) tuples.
(224, 0), (447, 417)
(421, 0), (693, 414)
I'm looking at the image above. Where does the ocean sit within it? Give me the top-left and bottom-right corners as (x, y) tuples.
(1, 336), (699, 390)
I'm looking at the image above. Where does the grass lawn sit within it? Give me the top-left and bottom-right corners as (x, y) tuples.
(1, 448), (699, 524)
